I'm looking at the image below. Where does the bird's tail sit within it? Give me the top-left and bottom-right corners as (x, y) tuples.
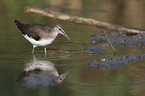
(14, 20), (23, 29)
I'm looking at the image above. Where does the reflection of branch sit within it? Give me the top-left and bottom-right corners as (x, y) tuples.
(24, 6), (145, 34)
(104, 66), (110, 75)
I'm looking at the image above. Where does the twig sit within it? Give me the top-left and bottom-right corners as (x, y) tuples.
(104, 31), (117, 54)
(24, 6), (145, 34)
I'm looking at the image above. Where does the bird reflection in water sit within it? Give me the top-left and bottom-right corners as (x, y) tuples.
(15, 56), (71, 88)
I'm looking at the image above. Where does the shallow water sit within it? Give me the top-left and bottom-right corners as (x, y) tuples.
(1, 0), (145, 96)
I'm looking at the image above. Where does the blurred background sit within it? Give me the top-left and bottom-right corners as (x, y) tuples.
(0, 0), (145, 96)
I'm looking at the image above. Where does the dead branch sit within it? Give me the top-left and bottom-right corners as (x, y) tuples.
(24, 6), (145, 34)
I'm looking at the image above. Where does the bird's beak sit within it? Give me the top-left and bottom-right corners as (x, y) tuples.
(64, 34), (72, 43)
(60, 29), (72, 43)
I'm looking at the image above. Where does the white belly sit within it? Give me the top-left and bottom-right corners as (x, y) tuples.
(23, 34), (55, 47)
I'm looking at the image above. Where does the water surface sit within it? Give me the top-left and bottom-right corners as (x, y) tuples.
(0, 0), (145, 96)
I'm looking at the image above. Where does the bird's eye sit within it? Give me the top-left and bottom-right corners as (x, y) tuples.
(59, 28), (62, 31)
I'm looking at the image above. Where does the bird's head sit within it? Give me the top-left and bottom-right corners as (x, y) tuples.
(54, 24), (72, 43)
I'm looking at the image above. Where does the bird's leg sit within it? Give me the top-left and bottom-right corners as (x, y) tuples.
(32, 45), (37, 54)
(44, 47), (47, 53)
(32, 48), (34, 54)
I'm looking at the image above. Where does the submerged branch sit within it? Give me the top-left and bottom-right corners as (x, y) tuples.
(24, 6), (145, 34)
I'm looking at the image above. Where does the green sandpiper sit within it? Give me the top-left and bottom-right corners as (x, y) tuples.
(14, 20), (72, 53)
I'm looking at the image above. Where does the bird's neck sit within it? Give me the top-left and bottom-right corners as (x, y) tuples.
(49, 29), (59, 38)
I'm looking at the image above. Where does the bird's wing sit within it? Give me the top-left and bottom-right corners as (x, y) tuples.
(17, 23), (51, 41)
(26, 25), (52, 40)
(14, 20), (52, 41)
(22, 26), (40, 41)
